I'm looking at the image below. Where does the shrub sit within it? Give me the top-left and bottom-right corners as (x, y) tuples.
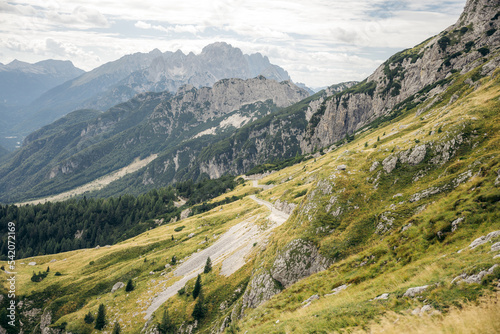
(478, 47), (490, 56)
(174, 226), (185, 232)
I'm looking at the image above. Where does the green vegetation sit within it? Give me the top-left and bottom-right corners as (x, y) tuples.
(0, 174), (238, 259)
(478, 47), (490, 56)
(192, 274), (202, 299)
(125, 279), (134, 292)
(157, 309), (175, 334)
(246, 154), (312, 176)
(84, 311), (94, 324)
(112, 322), (121, 334)
(95, 304), (106, 330)
(203, 257), (212, 274)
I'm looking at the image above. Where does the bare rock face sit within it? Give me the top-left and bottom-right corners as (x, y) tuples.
(382, 156), (398, 173)
(240, 239), (330, 317)
(305, 0), (499, 152)
(241, 272), (281, 311)
(274, 199), (297, 215)
(270, 239), (330, 288)
(399, 145), (427, 165)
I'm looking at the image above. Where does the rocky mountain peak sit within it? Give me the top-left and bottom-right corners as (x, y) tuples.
(459, 0), (499, 27)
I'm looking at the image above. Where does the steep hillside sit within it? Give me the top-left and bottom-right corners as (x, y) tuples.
(1, 55), (498, 333)
(0, 78), (308, 203)
(12, 43), (293, 137)
(135, 0), (498, 184)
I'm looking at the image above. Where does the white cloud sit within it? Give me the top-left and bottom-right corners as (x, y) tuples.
(0, 0), (468, 86)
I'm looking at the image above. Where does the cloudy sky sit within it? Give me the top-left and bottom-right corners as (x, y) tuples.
(0, 0), (467, 87)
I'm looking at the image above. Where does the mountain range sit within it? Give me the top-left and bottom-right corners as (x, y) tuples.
(0, 0), (499, 333)
(1, 43), (294, 151)
(0, 60), (84, 150)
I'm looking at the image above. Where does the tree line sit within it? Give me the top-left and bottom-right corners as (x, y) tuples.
(0, 175), (239, 259)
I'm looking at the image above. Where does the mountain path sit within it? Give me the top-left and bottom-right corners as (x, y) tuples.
(143, 179), (289, 320)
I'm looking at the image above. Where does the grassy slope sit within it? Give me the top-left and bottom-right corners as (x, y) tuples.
(1, 61), (500, 333)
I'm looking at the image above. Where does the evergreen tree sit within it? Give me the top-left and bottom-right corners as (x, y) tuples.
(192, 293), (206, 320)
(84, 311), (94, 324)
(192, 274), (202, 299)
(157, 309), (175, 334)
(203, 257), (212, 274)
(125, 279), (134, 292)
(46, 266), (50, 272)
(112, 321), (121, 334)
(94, 304), (106, 330)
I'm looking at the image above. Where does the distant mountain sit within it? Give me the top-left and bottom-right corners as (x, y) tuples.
(0, 145), (8, 161)
(0, 60), (84, 150)
(0, 59), (84, 106)
(0, 77), (308, 203)
(11, 43), (294, 139)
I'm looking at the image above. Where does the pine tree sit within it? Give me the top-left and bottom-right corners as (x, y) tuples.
(192, 293), (206, 320)
(157, 309), (175, 334)
(46, 266), (50, 272)
(112, 321), (121, 334)
(203, 257), (212, 274)
(125, 279), (134, 292)
(95, 304), (106, 330)
(84, 311), (94, 324)
(192, 274), (202, 299)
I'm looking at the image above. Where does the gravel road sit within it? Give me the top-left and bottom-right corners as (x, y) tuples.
(144, 190), (290, 320)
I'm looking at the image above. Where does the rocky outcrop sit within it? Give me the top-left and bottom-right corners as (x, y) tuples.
(451, 264), (499, 284)
(241, 272), (282, 311)
(111, 281), (125, 293)
(240, 239), (330, 317)
(270, 239), (330, 288)
(273, 199), (297, 215)
(403, 285), (430, 298)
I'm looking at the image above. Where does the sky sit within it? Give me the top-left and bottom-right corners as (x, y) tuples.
(0, 0), (467, 88)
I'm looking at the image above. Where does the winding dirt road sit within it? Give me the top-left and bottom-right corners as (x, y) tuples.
(143, 183), (290, 320)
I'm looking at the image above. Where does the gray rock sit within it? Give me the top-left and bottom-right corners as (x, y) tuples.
(241, 272), (281, 311)
(274, 199), (297, 215)
(382, 155), (398, 173)
(187, 233), (195, 238)
(451, 217), (465, 232)
(399, 145), (426, 165)
(369, 161), (380, 172)
(337, 164), (347, 171)
(403, 285), (429, 297)
(111, 282), (125, 293)
(326, 284), (350, 296)
(180, 208), (192, 220)
(270, 239), (330, 288)
(28, 262), (36, 266)
(468, 230), (500, 249)
(302, 294), (320, 304)
(373, 293), (390, 300)
(491, 242), (500, 252)
(452, 264), (499, 285)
